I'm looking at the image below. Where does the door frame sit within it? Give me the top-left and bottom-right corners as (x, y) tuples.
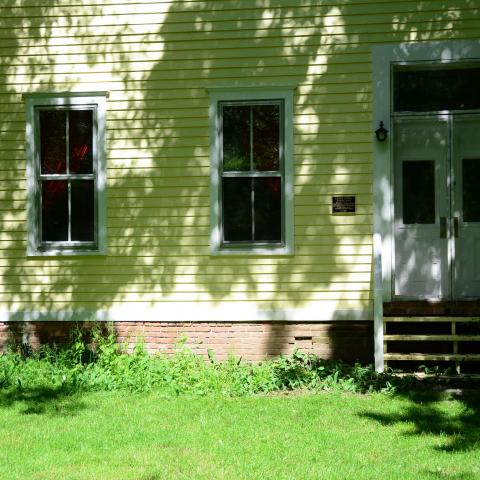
(371, 40), (480, 371)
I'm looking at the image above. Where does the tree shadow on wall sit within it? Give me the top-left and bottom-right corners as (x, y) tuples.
(136, 1), (479, 360)
(122, 1), (373, 359)
(0, 0), (479, 360)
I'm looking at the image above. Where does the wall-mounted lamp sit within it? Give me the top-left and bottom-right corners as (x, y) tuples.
(375, 121), (388, 142)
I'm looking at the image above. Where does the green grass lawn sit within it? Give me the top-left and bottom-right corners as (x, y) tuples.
(0, 390), (479, 480)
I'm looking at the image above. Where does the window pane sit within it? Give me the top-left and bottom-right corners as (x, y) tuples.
(402, 161), (435, 224)
(40, 110), (66, 174)
(254, 177), (282, 241)
(42, 180), (68, 241)
(71, 180), (95, 241)
(222, 177), (252, 241)
(253, 105), (280, 171)
(463, 159), (480, 222)
(70, 110), (93, 173)
(222, 105), (250, 171)
(394, 67), (480, 112)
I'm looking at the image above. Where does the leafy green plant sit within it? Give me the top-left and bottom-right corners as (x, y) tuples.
(0, 325), (421, 397)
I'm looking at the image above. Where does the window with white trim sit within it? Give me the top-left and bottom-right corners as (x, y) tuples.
(25, 93), (107, 255)
(210, 89), (294, 255)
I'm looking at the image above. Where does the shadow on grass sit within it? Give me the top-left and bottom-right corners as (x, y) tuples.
(423, 470), (479, 480)
(359, 390), (480, 453)
(0, 385), (86, 416)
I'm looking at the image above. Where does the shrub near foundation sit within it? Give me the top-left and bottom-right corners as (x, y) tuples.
(0, 324), (410, 396)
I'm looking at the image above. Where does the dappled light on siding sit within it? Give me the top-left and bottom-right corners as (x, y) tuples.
(0, 0), (478, 357)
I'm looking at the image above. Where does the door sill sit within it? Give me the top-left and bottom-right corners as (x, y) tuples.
(384, 300), (480, 316)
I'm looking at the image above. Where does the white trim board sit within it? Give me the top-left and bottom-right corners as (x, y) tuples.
(25, 93), (108, 256)
(0, 305), (372, 323)
(208, 88), (294, 256)
(371, 39), (480, 372)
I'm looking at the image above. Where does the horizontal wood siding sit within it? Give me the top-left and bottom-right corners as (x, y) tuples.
(0, 0), (478, 322)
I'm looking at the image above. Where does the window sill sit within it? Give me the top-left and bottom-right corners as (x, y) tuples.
(27, 248), (107, 258)
(210, 245), (293, 257)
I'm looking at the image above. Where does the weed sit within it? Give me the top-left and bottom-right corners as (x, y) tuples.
(0, 325), (418, 397)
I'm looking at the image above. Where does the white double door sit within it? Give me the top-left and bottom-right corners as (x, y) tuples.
(394, 114), (480, 299)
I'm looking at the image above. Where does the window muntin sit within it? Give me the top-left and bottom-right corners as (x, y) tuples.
(220, 100), (284, 246)
(25, 93), (107, 256)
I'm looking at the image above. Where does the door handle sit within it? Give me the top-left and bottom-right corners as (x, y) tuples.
(453, 216), (459, 238)
(440, 217), (447, 238)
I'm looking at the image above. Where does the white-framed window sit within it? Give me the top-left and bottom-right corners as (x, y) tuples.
(25, 92), (107, 256)
(209, 89), (294, 255)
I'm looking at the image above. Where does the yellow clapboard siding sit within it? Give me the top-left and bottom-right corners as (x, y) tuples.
(108, 206), (374, 222)
(0, 82), (372, 104)
(1, 72), (374, 88)
(0, 91), (371, 110)
(108, 148), (211, 159)
(297, 164), (373, 175)
(0, 276), (371, 292)
(100, 237), (372, 251)
(2, 273), (372, 287)
(108, 166), (210, 177)
(3, 13), (478, 48)
(6, 51), (374, 70)
(106, 223), (373, 237)
(0, 216), (374, 236)
(297, 172), (372, 183)
(0, 291), (371, 303)
(0, 0), (477, 319)
(4, 27), (478, 62)
(2, 65), (372, 82)
(295, 206), (372, 217)
(1, 302), (373, 318)
(4, 0), (473, 18)
(108, 172), (373, 187)
(2, 253), (369, 268)
(0, 284), (373, 298)
(2, 4), (477, 34)
(1, 41), (368, 59)
(0, 255), (372, 269)
(297, 155), (374, 165)
(1, 246), (373, 259)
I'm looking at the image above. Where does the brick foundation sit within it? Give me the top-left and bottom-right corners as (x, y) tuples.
(0, 321), (373, 363)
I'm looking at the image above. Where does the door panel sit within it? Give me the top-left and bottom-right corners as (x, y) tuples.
(452, 115), (480, 298)
(393, 117), (450, 299)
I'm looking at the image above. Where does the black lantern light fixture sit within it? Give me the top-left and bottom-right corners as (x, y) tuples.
(375, 121), (388, 142)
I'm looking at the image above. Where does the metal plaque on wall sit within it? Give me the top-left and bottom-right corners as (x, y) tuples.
(332, 196), (356, 214)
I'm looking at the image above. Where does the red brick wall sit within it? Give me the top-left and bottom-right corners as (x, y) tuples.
(0, 321), (373, 363)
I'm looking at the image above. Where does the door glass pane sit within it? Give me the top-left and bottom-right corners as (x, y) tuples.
(253, 105), (280, 171)
(222, 105), (250, 171)
(42, 180), (68, 241)
(402, 160), (435, 224)
(40, 110), (66, 174)
(254, 177), (281, 241)
(71, 180), (95, 241)
(222, 177), (252, 241)
(463, 158), (480, 222)
(70, 110), (93, 174)
(394, 66), (480, 112)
